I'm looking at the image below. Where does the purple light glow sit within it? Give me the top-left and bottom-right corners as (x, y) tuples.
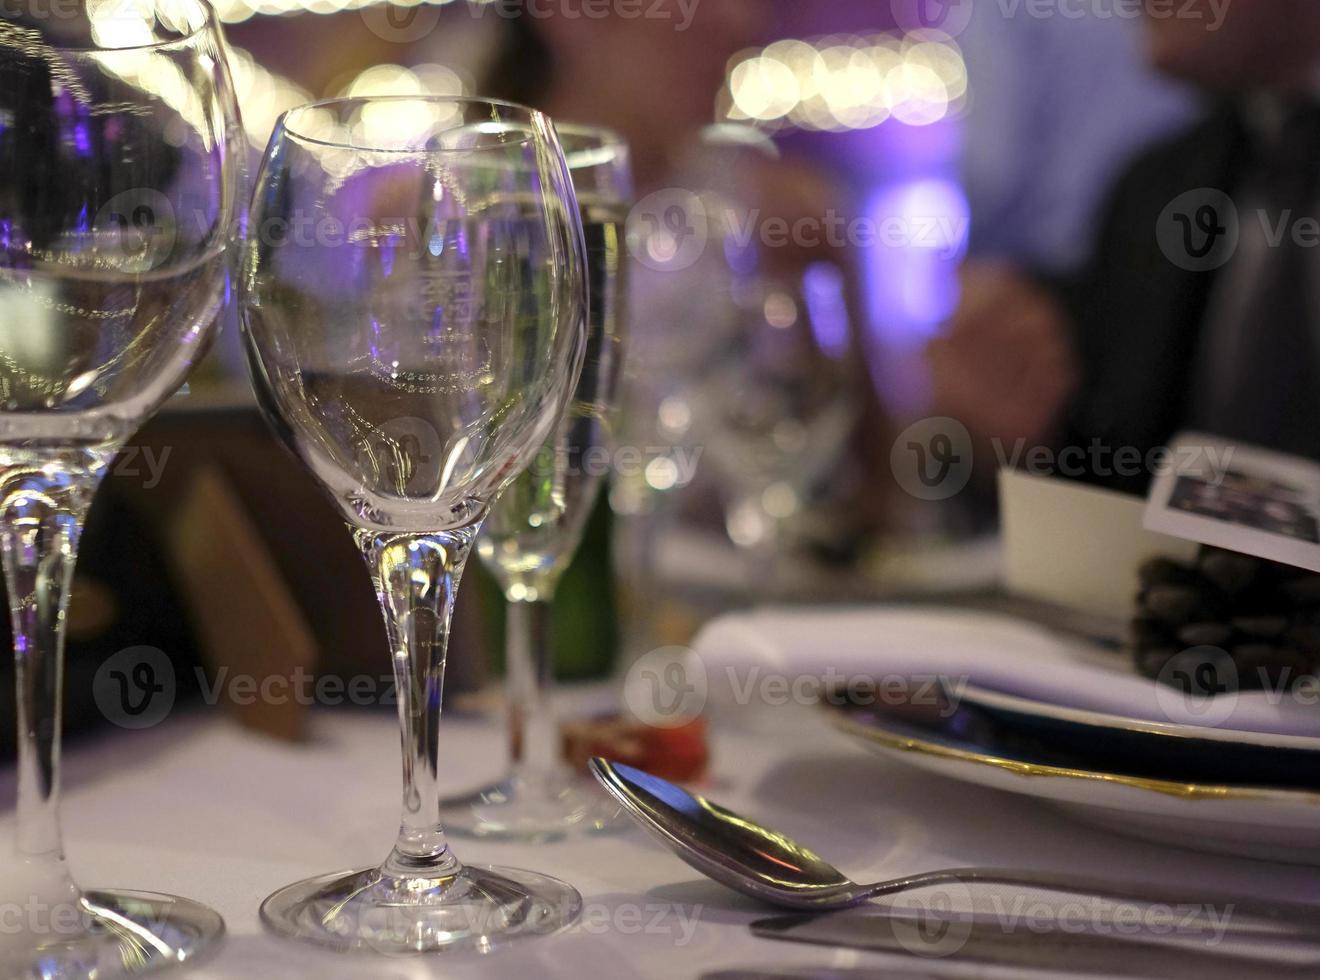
(861, 176), (967, 342)
(802, 261), (850, 358)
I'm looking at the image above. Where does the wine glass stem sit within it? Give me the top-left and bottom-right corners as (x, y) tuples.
(1, 464), (100, 872)
(505, 596), (558, 780)
(359, 526), (477, 880)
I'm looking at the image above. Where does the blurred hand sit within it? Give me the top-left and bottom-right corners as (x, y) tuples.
(926, 262), (1078, 466)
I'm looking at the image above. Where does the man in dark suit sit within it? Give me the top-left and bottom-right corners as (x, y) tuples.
(930, 0), (1320, 494)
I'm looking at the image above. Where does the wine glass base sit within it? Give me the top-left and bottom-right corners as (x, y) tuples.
(260, 864), (581, 954)
(0, 889), (224, 979)
(439, 771), (624, 841)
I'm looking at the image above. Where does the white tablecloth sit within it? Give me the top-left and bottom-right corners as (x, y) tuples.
(2, 699), (1316, 979)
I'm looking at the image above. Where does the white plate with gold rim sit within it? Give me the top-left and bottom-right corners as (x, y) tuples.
(830, 704), (1320, 865)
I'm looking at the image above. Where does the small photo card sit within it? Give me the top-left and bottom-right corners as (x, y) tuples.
(1144, 432), (1320, 573)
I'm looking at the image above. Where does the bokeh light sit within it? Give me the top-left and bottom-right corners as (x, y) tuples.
(724, 31), (967, 133)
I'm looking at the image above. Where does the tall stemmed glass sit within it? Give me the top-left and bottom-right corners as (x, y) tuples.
(0, 0), (240, 973)
(439, 126), (632, 841)
(696, 264), (859, 597)
(241, 97), (587, 953)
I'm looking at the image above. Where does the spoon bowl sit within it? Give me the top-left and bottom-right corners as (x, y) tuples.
(590, 758), (858, 910)
(589, 757), (1320, 927)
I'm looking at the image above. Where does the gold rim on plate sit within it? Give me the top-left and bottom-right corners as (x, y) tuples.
(828, 707), (1320, 805)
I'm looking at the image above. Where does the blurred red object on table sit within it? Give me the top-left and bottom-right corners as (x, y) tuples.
(562, 714), (708, 782)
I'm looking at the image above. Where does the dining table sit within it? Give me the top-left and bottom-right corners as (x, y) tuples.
(3, 690), (1316, 980)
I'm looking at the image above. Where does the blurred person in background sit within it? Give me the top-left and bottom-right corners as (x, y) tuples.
(959, 0), (1194, 273)
(479, 0), (765, 189)
(930, 0), (1320, 495)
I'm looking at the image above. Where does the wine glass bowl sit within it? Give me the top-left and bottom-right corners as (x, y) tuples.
(0, 0), (241, 974)
(242, 97), (588, 953)
(242, 97), (584, 534)
(0, 0), (240, 446)
(708, 271), (855, 488)
(697, 264), (859, 572)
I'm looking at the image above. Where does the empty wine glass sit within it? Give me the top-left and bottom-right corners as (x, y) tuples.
(695, 263), (859, 595)
(241, 97), (587, 953)
(438, 125), (632, 841)
(0, 0), (241, 974)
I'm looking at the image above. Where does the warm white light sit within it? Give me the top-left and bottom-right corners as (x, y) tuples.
(88, 0), (156, 48)
(887, 62), (949, 126)
(227, 45), (313, 149)
(213, 0), (455, 23)
(723, 31), (965, 133)
(730, 56), (800, 122)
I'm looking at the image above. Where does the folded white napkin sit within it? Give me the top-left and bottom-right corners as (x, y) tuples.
(693, 606), (1320, 740)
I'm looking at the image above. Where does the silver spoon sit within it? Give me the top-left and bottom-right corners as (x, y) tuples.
(589, 757), (1320, 932)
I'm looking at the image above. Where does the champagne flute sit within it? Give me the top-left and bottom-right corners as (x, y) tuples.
(241, 97), (588, 953)
(0, 0), (240, 974)
(439, 126), (632, 841)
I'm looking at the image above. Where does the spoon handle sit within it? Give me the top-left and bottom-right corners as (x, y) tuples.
(865, 867), (1320, 936)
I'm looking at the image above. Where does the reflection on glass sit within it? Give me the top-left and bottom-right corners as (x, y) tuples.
(440, 126), (632, 841)
(0, 0), (241, 973)
(242, 96), (588, 953)
(697, 264), (859, 596)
